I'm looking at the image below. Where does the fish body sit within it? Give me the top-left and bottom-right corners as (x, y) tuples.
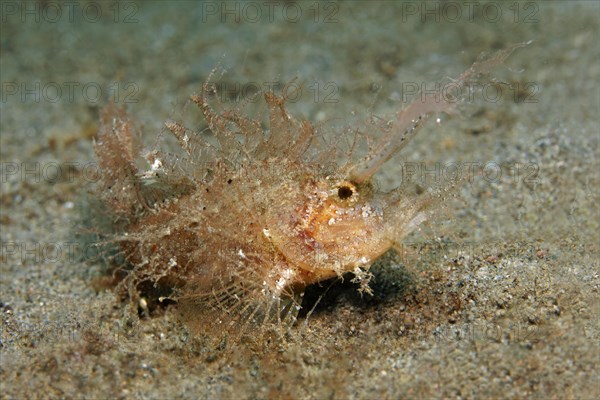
(93, 44), (525, 335)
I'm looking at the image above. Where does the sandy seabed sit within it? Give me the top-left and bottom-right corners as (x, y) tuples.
(1, 1), (598, 399)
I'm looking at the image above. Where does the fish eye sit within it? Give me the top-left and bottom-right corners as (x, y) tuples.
(337, 185), (354, 199)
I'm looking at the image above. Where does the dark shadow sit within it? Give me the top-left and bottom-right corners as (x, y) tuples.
(297, 252), (415, 319)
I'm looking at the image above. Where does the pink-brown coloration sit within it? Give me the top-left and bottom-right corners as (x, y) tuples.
(93, 44), (525, 337)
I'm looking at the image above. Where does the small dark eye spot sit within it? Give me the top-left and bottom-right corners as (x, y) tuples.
(338, 186), (353, 199)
